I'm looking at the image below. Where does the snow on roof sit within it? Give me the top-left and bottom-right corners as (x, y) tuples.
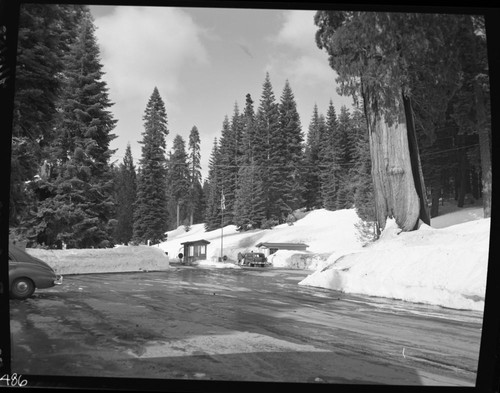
(180, 239), (211, 245)
(256, 242), (309, 248)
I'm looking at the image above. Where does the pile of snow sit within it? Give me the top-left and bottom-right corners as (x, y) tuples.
(268, 250), (332, 270)
(158, 209), (363, 264)
(197, 260), (241, 269)
(300, 216), (490, 311)
(27, 246), (169, 275)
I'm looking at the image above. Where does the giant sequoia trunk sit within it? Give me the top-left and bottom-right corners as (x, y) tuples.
(364, 91), (421, 231)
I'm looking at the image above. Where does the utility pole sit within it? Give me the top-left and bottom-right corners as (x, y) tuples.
(220, 189), (225, 262)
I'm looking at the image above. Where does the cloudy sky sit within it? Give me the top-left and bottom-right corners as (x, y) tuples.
(90, 5), (354, 180)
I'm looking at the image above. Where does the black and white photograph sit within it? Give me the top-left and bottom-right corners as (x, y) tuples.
(1, 1), (499, 391)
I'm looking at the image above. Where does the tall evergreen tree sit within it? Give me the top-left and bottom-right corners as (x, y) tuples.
(133, 87), (169, 244)
(187, 125), (204, 225)
(233, 93), (267, 230)
(113, 143), (137, 244)
(315, 11), (443, 230)
(240, 93), (257, 166)
(275, 80), (304, 221)
(24, 8), (117, 248)
(254, 72), (280, 223)
(233, 165), (267, 230)
(204, 138), (222, 231)
(10, 4), (84, 226)
(303, 104), (323, 210)
(336, 106), (355, 209)
(216, 116), (235, 225)
(321, 100), (340, 210)
(166, 134), (191, 228)
(217, 104), (244, 225)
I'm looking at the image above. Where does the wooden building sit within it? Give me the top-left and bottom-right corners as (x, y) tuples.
(181, 239), (211, 264)
(255, 242), (309, 257)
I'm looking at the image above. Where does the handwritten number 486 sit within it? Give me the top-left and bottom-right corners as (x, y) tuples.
(0, 373), (28, 387)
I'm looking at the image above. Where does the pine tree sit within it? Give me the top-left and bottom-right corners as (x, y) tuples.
(275, 80), (304, 221)
(204, 138), (223, 231)
(217, 104), (244, 225)
(133, 87), (169, 244)
(321, 100), (340, 210)
(240, 93), (256, 166)
(233, 164), (266, 230)
(24, 8), (117, 248)
(254, 72), (280, 223)
(216, 116), (234, 225)
(113, 143), (136, 244)
(192, 181), (205, 225)
(166, 135), (191, 229)
(202, 179), (210, 224)
(187, 125), (204, 225)
(303, 104), (323, 210)
(233, 93), (267, 230)
(10, 4), (84, 226)
(336, 106), (355, 209)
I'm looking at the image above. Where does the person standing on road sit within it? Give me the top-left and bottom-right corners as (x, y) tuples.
(237, 252), (243, 265)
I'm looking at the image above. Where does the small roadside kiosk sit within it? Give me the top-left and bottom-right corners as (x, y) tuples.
(255, 242), (309, 258)
(180, 239), (211, 264)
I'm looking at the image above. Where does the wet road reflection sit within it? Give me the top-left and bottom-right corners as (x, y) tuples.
(9, 266), (482, 385)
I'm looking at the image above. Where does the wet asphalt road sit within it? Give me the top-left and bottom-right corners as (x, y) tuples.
(9, 265), (482, 386)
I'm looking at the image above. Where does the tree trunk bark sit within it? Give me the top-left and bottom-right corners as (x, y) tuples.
(364, 90), (420, 232)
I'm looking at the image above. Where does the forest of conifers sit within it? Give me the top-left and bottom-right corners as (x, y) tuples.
(5, 5), (491, 248)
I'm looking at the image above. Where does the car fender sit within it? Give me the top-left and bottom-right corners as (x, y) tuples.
(9, 262), (58, 289)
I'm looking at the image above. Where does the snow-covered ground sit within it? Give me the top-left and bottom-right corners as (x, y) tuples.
(300, 217), (488, 312)
(24, 201), (489, 311)
(27, 245), (169, 275)
(158, 208), (362, 265)
(159, 202), (489, 311)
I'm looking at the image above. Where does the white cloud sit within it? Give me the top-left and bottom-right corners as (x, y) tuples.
(267, 51), (335, 88)
(267, 10), (336, 87)
(95, 6), (209, 107)
(274, 10), (318, 51)
(266, 10), (354, 127)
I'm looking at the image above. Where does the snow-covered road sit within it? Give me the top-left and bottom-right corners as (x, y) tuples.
(10, 267), (481, 388)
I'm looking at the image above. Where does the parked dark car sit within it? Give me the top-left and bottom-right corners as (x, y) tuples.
(241, 252), (268, 267)
(8, 243), (63, 300)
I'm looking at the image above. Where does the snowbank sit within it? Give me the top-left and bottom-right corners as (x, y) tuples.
(158, 208), (363, 262)
(268, 250), (332, 270)
(299, 218), (490, 311)
(27, 246), (170, 275)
